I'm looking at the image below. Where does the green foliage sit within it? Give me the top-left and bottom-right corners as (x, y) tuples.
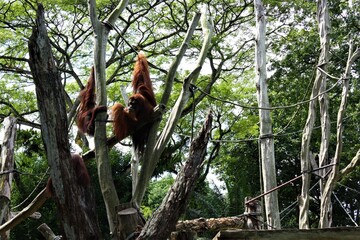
(142, 174), (174, 218)
(11, 130), (56, 239)
(87, 148), (132, 236)
(142, 174), (228, 221)
(185, 182), (228, 219)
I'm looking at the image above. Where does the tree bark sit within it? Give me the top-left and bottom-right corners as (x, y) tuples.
(37, 223), (59, 240)
(339, 148), (360, 178)
(0, 116), (17, 239)
(28, 4), (101, 239)
(175, 216), (247, 232)
(299, 0), (330, 229)
(317, 0), (331, 192)
(254, 0), (281, 229)
(137, 112), (212, 240)
(319, 43), (360, 228)
(88, 0), (128, 234)
(316, 0), (332, 227)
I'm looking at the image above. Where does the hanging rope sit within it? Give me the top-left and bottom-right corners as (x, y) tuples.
(333, 192), (358, 226)
(190, 76), (342, 111)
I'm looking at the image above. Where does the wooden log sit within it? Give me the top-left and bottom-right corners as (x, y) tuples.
(176, 216), (246, 232)
(117, 208), (138, 240)
(0, 188), (50, 234)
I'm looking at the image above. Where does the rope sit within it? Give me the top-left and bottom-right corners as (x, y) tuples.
(191, 76), (342, 111)
(333, 192), (358, 226)
(103, 21), (139, 56)
(338, 182), (360, 195)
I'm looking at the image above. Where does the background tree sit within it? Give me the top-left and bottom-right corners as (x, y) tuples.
(254, 0), (280, 229)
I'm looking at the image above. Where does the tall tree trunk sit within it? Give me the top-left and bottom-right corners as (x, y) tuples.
(137, 112), (212, 240)
(319, 41), (360, 228)
(28, 4), (101, 239)
(254, 0), (281, 229)
(299, 0), (330, 229)
(316, 0), (332, 227)
(0, 117), (17, 239)
(88, 0), (128, 234)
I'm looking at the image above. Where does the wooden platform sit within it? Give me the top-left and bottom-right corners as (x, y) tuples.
(213, 227), (360, 240)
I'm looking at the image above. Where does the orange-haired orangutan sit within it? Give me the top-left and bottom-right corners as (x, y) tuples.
(76, 67), (107, 136)
(112, 52), (157, 153)
(45, 154), (90, 197)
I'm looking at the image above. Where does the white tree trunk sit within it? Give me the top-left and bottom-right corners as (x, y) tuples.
(317, 0), (332, 227)
(0, 116), (17, 239)
(254, 0), (281, 229)
(88, 0), (128, 234)
(299, 0), (330, 229)
(319, 42), (360, 228)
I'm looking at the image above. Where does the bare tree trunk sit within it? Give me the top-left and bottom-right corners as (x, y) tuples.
(299, 0), (331, 229)
(28, 4), (101, 239)
(137, 112), (212, 240)
(0, 116), (17, 239)
(131, 154), (139, 197)
(88, 0), (128, 235)
(319, 42), (360, 228)
(254, 0), (281, 229)
(316, 0), (332, 227)
(317, 0), (331, 192)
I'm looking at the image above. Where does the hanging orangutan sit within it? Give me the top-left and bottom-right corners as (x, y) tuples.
(76, 67), (107, 136)
(112, 52), (157, 153)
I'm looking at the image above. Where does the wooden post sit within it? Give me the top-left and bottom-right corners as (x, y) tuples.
(245, 196), (263, 230)
(170, 231), (196, 240)
(37, 223), (59, 240)
(115, 202), (145, 240)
